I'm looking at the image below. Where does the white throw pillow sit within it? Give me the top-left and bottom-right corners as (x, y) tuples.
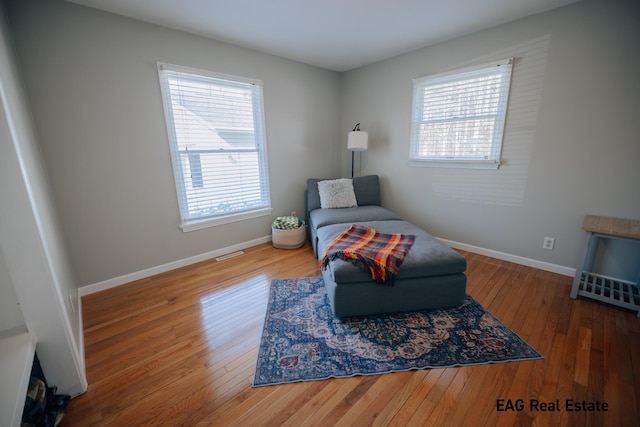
(317, 178), (358, 209)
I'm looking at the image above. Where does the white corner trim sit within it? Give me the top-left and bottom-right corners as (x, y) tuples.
(78, 235), (272, 296)
(76, 290), (85, 393)
(438, 237), (576, 277)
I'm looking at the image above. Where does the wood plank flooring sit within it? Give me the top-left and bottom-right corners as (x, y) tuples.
(61, 243), (640, 426)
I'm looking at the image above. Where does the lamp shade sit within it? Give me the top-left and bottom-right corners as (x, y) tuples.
(347, 130), (368, 151)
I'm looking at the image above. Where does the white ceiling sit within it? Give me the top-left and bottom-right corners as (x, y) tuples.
(67, 0), (580, 72)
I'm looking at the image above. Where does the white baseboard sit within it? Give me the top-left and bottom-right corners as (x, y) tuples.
(76, 292), (85, 381)
(438, 237), (576, 277)
(78, 235), (272, 296)
(79, 234), (574, 297)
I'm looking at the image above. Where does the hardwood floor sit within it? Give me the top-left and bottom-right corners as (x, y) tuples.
(62, 243), (640, 426)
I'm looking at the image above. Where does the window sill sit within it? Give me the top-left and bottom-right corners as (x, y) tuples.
(408, 159), (501, 170)
(180, 207), (273, 232)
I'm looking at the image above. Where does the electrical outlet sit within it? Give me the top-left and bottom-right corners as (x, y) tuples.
(291, 210), (297, 218)
(543, 237), (555, 251)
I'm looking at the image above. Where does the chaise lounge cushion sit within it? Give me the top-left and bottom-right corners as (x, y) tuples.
(317, 220), (467, 284)
(305, 174), (468, 317)
(310, 205), (400, 230)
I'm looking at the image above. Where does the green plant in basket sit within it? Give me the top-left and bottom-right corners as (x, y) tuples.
(272, 216), (304, 230)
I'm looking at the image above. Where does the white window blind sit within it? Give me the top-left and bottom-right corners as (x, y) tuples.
(409, 59), (513, 169)
(157, 63), (271, 230)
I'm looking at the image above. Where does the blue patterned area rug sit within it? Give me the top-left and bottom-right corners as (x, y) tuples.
(253, 277), (542, 387)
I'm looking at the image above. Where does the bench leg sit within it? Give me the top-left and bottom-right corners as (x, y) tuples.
(571, 232), (597, 299)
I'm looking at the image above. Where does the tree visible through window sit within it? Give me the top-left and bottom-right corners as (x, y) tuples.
(409, 59), (513, 169)
(157, 63), (271, 230)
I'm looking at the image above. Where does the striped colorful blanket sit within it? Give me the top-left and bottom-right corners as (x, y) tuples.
(320, 224), (415, 285)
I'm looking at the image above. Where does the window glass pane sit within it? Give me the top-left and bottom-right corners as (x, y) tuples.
(419, 119), (495, 158)
(422, 75), (503, 121)
(158, 64), (271, 228)
(188, 152), (203, 188)
(409, 59), (512, 167)
(180, 151), (263, 219)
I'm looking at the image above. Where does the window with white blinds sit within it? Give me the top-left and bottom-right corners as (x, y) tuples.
(409, 59), (513, 169)
(157, 63), (271, 231)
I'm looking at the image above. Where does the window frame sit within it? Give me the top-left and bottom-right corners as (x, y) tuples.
(157, 63), (272, 232)
(408, 58), (513, 170)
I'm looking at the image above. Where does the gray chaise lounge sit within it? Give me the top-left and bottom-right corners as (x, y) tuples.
(305, 175), (467, 317)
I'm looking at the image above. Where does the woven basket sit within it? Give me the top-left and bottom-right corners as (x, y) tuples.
(272, 225), (306, 249)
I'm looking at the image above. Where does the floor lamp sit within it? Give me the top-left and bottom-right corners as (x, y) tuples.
(347, 123), (368, 178)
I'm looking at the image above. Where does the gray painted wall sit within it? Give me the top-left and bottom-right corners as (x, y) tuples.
(5, 0), (639, 293)
(0, 222), (26, 337)
(6, 0), (342, 286)
(0, 1), (86, 395)
(340, 0), (640, 279)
